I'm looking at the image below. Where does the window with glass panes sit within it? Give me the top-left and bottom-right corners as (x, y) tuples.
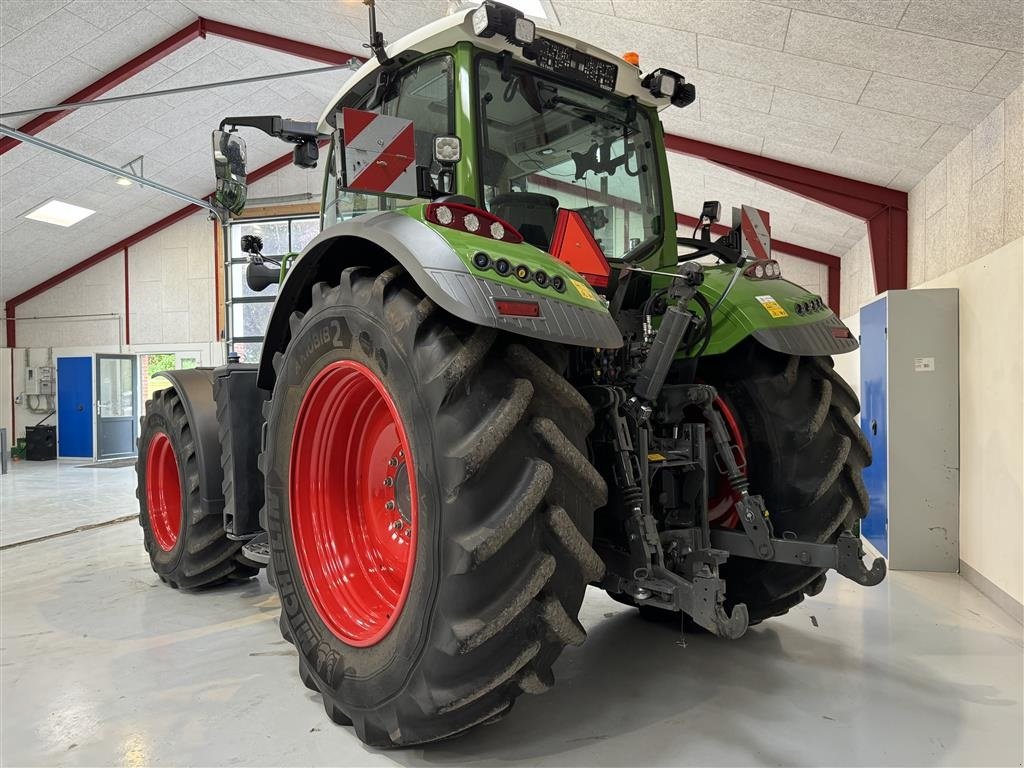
(226, 216), (320, 363)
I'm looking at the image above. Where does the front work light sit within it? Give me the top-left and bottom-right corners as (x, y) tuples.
(433, 135), (462, 164)
(641, 68), (696, 109)
(472, 1), (535, 47)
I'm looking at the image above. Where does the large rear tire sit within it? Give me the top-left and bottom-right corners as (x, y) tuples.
(699, 340), (871, 623)
(136, 387), (258, 588)
(261, 264), (605, 746)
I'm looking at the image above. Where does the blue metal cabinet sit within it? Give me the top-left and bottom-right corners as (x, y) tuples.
(858, 290), (959, 571)
(860, 297), (888, 557)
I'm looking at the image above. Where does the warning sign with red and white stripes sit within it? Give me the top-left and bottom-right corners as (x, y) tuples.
(342, 107), (417, 197)
(734, 205), (771, 261)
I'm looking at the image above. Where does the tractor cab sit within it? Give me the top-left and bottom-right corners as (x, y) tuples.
(212, 1), (694, 278)
(312, 1), (690, 276)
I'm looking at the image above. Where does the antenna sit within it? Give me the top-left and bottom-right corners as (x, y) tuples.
(363, 0), (391, 66)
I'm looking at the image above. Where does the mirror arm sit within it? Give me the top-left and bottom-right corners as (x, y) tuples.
(219, 115), (322, 145)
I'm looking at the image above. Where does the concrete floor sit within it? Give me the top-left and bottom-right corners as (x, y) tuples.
(2, 460), (1022, 767)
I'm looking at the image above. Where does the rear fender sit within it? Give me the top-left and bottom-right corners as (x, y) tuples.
(695, 266), (858, 358)
(256, 211), (622, 390)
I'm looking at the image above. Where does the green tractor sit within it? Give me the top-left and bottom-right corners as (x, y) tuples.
(137, 1), (884, 747)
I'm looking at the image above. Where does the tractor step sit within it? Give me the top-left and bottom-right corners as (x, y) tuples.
(241, 533), (271, 566)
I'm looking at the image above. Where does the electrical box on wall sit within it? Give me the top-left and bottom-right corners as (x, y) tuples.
(859, 289), (959, 571)
(25, 366), (55, 396)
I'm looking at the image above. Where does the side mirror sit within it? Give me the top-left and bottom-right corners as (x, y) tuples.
(212, 130), (247, 215)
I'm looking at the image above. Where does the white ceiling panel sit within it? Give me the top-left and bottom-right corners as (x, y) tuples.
(66, 0), (153, 30)
(0, 1), (69, 31)
(765, 0), (910, 27)
(1, 0), (1022, 303)
(661, 108), (765, 155)
(1, 9), (103, 78)
(696, 36), (871, 103)
(784, 10), (1004, 90)
(613, 0), (792, 51)
(769, 89), (940, 147)
(701, 100), (841, 153)
(1, 49), (106, 115)
(975, 52), (1024, 98)
(898, 0), (1023, 52)
(859, 73), (1004, 129)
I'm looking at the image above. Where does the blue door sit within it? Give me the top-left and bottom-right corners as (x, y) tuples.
(859, 298), (888, 556)
(57, 357), (92, 458)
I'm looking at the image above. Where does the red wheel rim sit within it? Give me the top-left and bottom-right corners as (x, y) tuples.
(707, 396), (745, 529)
(289, 360), (417, 647)
(146, 432), (182, 551)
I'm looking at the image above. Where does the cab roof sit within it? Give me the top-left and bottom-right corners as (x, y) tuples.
(316, 7), (670, 134)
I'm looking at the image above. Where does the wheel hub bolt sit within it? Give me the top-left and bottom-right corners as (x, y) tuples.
(393, 520), (404, 531)
(385, 501), (396, 511)
(383, 477), (394, 487)
(388, 457), (398, 467)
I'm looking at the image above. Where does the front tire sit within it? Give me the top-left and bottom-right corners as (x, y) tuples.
(261, 265), (605, 746)
(136, 387), (257, 588)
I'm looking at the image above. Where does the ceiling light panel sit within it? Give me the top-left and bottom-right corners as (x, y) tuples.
(24, 200), (96, 227)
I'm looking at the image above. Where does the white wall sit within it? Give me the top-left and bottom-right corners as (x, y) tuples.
(837, 84), (1024, 608)
(128, 212), (217, 346)
(16, 257), (126, 349)
(775, 253), (829, 304)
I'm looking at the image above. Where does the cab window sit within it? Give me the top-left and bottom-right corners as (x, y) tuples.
(322, 55), (454, 227)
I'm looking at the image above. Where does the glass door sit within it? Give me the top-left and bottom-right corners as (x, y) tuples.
(95, 354), (138, 460)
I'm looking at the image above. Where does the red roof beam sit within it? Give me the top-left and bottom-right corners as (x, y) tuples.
(201, 19), (366, 66)
(0, 20), (205, 156)
(663, 134), (907, 216)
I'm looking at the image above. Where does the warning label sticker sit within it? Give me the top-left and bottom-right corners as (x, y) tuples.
(914, 357), (935, 372)
(570, 278), (597, 302)
(755, 294), (789, 319)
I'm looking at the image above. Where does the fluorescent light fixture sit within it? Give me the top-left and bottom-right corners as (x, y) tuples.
(114, 176), (133, 186)
(24, 199), (96, 227)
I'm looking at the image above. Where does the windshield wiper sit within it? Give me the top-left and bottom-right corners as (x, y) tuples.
(542, 93), (631, 128)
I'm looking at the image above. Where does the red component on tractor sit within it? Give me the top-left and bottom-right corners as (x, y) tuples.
(146, 431), (182, 552)
(707, 396), (744, 530)
(548, 209), (611, 288)
(289, 360), (417, 647)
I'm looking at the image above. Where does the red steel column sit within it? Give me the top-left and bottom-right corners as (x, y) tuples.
(123, 247), (131, 346)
